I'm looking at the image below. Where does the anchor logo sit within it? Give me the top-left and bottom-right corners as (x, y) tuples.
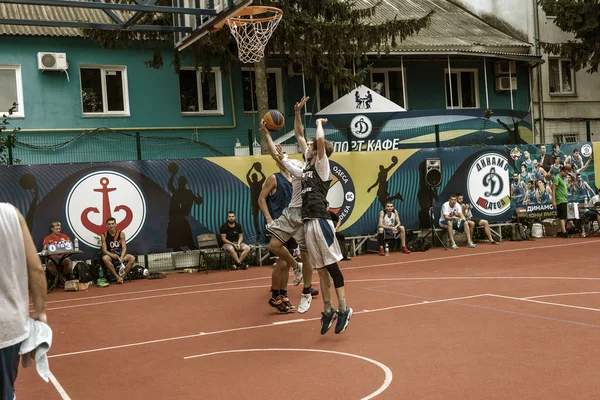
(66, 170), (147, 249)
(81, 177), (133, 235)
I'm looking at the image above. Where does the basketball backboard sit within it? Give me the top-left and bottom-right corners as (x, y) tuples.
(173, 0), (252, 51)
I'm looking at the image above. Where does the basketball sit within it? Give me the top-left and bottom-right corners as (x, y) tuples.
(263, 110), (285, 131)
(391, 155), (398, 163)
(19, 174), (36, 190)
(168, 162), (179, 174)
(546, 173), (552, 181)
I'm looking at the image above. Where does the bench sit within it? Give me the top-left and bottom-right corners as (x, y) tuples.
(346, 234), (377, 257)
(197, 233), (232, 272)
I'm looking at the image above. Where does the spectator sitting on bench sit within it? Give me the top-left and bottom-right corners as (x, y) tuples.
(42, 221), (73, 278)
(439, 194), (475, 250)
(585, 189), (600, 227)
(377, 201), (411, 255)
(457, 193), (499, 245)
(219, 211), (250, 270)
(101, 217), (136, 284)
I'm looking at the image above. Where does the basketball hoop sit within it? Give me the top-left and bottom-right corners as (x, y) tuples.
(225, 6), (283, 64)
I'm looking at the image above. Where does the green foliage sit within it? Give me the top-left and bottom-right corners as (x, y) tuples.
(83, 0), (432, 87)
(538, 0), (600, 73)
(0, 103), (21, 165)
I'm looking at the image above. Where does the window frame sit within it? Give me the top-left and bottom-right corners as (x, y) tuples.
(79, 65), (130, 117)
(0, 64), (25, 118)
(240, 67), (284, 114)
(443, 68), (480, 109)
(548, 58), (576, 96)
(316, 78), (341, 112)
(179, 67), (224, 115)
(370, 67), (408, 109)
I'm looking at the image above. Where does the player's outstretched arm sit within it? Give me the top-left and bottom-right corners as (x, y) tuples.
(294, 97), (309, 153)
(315, 118), (327, 160)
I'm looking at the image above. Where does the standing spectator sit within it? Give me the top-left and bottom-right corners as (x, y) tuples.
(439, 194), (475, 249)
(377, 201), (410, 255)
(538, 144), (553, 172)
(42, 221), (73, 278)
(0, 203), (48, 400)
(219, 211), (251, 270)
(552, 166), (570, 238)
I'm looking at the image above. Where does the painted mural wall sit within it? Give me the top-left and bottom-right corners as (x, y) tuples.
(1, 143), (595, 258)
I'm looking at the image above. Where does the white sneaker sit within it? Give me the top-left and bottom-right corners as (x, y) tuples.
(298, 293), (312, 314)
(292, 262), (303, 286)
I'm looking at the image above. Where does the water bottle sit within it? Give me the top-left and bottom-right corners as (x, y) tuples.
(98, 266), (104, 279)
(74, 237), (79, 251)
(384, 244), (390, 256)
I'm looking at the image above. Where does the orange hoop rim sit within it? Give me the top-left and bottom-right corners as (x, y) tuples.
(226, 6), (283, 25)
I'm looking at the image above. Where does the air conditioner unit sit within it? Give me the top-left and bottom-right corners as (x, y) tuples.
(287, 62), (303, 77)
(37, 52), (68, 71)
(494, 61), (516, 75)
(495, 76), (517, 91)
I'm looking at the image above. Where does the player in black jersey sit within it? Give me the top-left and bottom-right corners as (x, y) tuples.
(301, 118), (352, 335)
(101, 217), (136, 284)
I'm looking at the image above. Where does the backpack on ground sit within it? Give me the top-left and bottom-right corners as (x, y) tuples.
(73, 261), (95, 283)
(127, 265), (148, 280)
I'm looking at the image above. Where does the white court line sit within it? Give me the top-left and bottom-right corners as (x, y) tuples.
(525, 292), (600, 300)
(184, 348), (393, 400)
(40, 284), (269, 312)
(38, 275), (271, 306)
(487, 294), (600, 313)
(36, 277), (600, 313)
(38, 238), (600, 306)
(48, 294), (482, 359)
(342, 239), (600, 272)
(48, 371), (71, 400)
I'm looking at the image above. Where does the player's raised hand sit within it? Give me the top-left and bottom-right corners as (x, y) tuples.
(294, 96), (309, 113)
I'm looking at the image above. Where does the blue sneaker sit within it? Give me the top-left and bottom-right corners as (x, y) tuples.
(334, 307), (353, 334)
(320, 308), (338, 335)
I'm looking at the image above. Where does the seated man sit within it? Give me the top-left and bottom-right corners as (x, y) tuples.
(585, 189), (600, 228)
(42, 221), (73, 277)
(101, 217), (136, 284)
(439, 194), (475, 249)
(457, 193), (499, 245)
(219, 211), (251, 270)
(377, 201), (411, 255)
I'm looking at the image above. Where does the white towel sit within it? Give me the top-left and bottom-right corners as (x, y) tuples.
(18, 318), (53, 382)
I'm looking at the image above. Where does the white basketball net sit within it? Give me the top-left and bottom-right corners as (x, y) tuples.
(228, 12), (282, 64)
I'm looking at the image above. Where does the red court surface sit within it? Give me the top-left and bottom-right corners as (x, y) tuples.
(16, 237), (600, 399)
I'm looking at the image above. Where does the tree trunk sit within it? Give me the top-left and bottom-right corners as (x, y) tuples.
(254, 58), (269, 155)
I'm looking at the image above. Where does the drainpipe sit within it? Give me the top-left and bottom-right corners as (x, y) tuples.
(533, 0), (546, 143)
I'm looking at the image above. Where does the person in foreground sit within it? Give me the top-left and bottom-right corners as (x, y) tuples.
(0, 203), (48, 400)
(301, 118), (352, 335)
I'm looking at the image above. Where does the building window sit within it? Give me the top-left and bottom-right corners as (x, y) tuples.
(549, 59), (575, 95)
(179, 67), (223, 114)
(0, 65), (24, 117)
(80, 66), (129, 116)
(241, 68), (283, 113)
(444, 69), (479, 109)
(553, 132), (579, 144)
(370, 68), (407, 108)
